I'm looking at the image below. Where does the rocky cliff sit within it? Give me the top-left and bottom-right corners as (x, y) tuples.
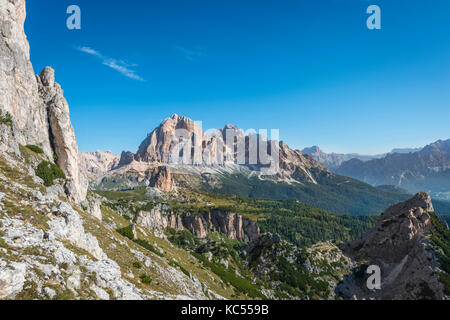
(136, 204), (260, 242)
(0, 0), (86, 203)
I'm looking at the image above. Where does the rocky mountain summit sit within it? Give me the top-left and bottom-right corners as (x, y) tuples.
(335, 139), (450, 200)
(98, 114), (328, 192)
(338, 192), (449, 299)
(0, 0), (86, 203)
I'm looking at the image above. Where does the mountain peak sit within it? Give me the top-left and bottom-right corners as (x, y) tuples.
(168, 113), (185, 121)
(402, 192), (434, 212)
(302, 146), (322, 154)
(348, 192), (435, 265)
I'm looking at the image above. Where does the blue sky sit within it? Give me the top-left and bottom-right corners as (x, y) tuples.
(25, 0), (450, 155)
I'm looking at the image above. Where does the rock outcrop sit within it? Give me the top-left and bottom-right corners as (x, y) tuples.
(0, 0), (86, 203)
(150, 166), (173, 192)
(136, 204), (260, 242)
(338, 192), (446, 300)
(118, 151), (135, 167)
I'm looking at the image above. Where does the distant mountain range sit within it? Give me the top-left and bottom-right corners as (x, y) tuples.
(302, 146), (422, 170)
(333, 139), (450, 200)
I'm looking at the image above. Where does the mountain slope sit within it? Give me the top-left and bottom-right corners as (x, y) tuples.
(95, 186), (450, 300)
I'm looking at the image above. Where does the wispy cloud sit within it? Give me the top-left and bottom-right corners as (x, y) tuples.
(77, 46), (144, 81)
(173, 45), (207, 61)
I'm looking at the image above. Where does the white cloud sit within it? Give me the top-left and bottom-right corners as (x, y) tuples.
(77, 46), (144, 81)
(173, 45), (207, 61)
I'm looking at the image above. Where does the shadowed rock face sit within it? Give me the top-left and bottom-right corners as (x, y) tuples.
(0, 0), (86, 203)
(135, 114), (202, 163)
(338, 192), (445, 300)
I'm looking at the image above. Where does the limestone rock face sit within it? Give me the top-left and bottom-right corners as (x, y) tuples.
(0, 260), (26, 299)
(278, 141), (328, 183)
(136, 204), (260, 242)
(136, 114), (207, 164)
(0, 1), (86, 203)
(0, 0), (52, 155)
(81, 193), (103, 221)
(339, 192), (445, 300)
(118, 151), (135, 167)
